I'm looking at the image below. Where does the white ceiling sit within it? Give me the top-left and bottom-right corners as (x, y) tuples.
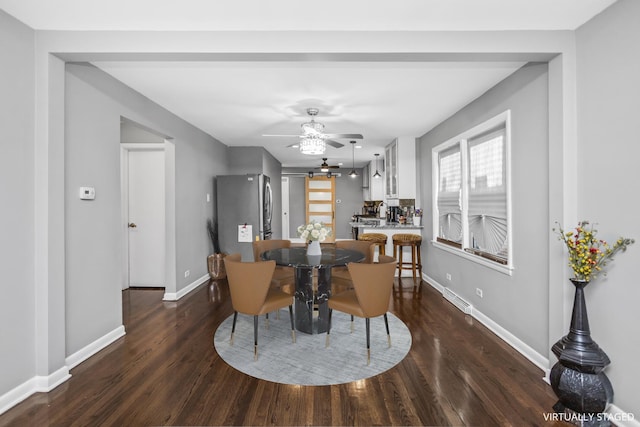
(1, 0), (617, 169)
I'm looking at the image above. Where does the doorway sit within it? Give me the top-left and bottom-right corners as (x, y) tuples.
(121, 144), (166, 288)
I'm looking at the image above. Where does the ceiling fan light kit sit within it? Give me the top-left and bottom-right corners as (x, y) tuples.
(300, 136), (326, 155)
(264, 108), (363, 156)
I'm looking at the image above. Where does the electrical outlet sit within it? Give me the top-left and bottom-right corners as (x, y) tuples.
(184, 270), (190, 278)
(476, 288), (483, 298)
(446, 273), (452, 281)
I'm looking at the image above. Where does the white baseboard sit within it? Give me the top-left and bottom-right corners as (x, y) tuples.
(66, 325), (126, 370)
(607, 404), (640, 427)
(423, 273), (549, 372)
(163, 273), (209, 301)
(0, 365), (71, 416)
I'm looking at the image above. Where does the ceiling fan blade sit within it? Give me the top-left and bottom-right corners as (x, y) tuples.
(324, 133), (363, 139)
(325, 140), (344, 148)
(262, 134), (302, 138)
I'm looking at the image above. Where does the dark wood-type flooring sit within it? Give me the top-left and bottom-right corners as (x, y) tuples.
(0, 278), (567, 426)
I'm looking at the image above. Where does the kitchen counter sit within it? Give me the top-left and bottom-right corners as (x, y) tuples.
(349, 222), (423, 229)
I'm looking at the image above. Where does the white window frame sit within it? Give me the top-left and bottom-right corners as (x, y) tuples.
(431, 110), (513, 275)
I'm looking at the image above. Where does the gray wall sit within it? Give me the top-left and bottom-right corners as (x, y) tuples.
(575, 0), (640, 414)
(0, 9), (36, 395)
(288, 176), (306, 236)
(419, 62), (550, 355)
(64, 63), (228, 355)
(335, 173), (365, 239)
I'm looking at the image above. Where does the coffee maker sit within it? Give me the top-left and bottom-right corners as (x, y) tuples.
(387, 206), (402, 223)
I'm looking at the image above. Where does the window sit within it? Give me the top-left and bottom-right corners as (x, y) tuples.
(432, 111), (512, 272)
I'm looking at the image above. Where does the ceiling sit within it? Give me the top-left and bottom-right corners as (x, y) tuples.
(1, 0), (617, 169)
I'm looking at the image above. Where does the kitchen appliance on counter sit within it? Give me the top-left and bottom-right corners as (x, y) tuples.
(216, 174), (272, 261)
(387, 206), (402, 223)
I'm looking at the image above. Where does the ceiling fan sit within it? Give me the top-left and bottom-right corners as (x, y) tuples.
(263, 108), (363, 154)
(317, 158), (340, 172)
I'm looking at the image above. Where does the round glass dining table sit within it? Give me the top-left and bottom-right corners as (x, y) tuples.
(261, 246), (365, 334)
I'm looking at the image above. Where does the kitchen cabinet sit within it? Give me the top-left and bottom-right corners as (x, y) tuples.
(385, 137), (416, 200)
(362, 162), (370, 200)
(362, 160), (384, 201)
(385, 140), (398, 198)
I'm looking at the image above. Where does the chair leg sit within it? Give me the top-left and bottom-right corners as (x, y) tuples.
(350, 314), (354, 333)
(417, 245), (423, 285)
(366, 318), (371, 365)
(289, 305), (296, 343)
(265, 312), (269, 329)
(253, 315), (258, 361)
(384, 313), (391, 347)
(325, 308), (333, 347)
(230, 311), (238, 345)
(398, 245), (404, 279)
(411, 245), (417, 280)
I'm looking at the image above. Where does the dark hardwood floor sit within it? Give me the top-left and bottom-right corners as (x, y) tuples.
(0, 278), (566, 426)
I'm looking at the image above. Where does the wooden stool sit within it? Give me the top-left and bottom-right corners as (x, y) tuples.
(357, 233), (387, 256)
(392, 233), (423, 284)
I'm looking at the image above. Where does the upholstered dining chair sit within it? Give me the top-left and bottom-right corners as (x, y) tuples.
(223, 253), (295, 360)
(331, 240), (375, 293)
(325, 255), (396, 364)
(252, 239), (295, 295)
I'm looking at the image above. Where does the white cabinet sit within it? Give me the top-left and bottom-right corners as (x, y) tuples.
(363, 160), (384, 201)
(385, 137), (416, 200)
(362, 162), (370, 200)
(385, 140), (398, 198)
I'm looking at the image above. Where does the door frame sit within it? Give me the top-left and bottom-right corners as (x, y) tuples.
(281, 176), (290, 239)
(120, 142), (176, 295)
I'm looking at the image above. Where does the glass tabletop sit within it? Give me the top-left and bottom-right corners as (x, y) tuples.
(261, 246), (365, 267)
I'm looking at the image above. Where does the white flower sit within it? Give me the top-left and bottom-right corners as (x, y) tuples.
(297, 221), (331, 241)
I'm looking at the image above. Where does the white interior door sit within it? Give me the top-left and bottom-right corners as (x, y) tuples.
(128, 149), (165, 287)
(281, 177), (290, 239)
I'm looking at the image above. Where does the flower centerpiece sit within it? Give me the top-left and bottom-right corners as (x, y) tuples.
(550, 220), (634, 420)
(413, 208), (423, 226)
(554, 220), (634, 281)
(297, 221), (331, 256)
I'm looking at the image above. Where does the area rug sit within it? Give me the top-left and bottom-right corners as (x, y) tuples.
(213, 310), (412, 386)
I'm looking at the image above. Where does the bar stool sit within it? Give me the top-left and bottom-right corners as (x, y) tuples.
(357, 233), (387, 257)
(392, 233), (423, 285)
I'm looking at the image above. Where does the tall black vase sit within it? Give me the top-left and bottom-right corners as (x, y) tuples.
(550, 279), (613, 426)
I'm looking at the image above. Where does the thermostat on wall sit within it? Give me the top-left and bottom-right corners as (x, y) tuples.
(79, 187), (95, 200)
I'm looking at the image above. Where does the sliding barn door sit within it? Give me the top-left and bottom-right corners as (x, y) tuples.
(305, 176), (336, 243)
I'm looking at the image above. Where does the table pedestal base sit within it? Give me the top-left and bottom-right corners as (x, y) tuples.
(294, 266), (331, 334)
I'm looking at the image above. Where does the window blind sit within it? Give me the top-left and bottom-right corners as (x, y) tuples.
(437, 144), (462, 243)
(467, 128), (507, 258)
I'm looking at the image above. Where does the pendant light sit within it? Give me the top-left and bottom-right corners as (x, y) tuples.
(348, 140), (358, 178)
(373, 153), (382, 178)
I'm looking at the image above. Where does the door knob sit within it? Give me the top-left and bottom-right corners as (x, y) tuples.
(128, 223), (137, 228)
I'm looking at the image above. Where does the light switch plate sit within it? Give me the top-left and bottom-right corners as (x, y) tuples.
(79, 187), (95, 200)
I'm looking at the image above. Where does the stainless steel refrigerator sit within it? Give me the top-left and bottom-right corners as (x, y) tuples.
(216, 174), (273, 261)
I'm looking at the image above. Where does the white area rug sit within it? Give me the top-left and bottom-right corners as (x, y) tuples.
(213, 310), (412, 386)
